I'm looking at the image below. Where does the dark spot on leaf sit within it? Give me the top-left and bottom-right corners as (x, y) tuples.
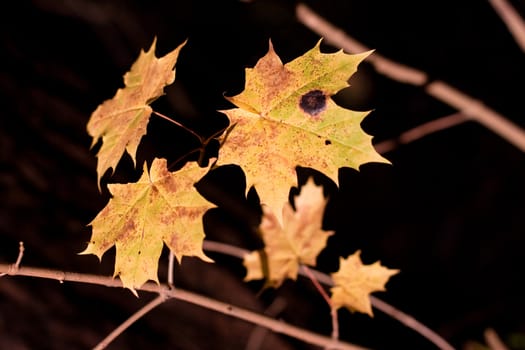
(325, 139), (331, 145)
(299, 90), (326, 116)
(138, 250), (141, 255)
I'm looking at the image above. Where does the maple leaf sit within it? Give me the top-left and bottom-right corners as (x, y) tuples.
(80, 158), (213, 295)
(87, 38), (186, 187)
(243, 178), (333, 287)
(330, 250), (399, 316)
(218, 39), (389, 214)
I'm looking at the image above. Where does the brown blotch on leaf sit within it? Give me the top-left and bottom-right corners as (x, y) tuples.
(299, 90), (326, 117)
(123, 219), (135, 233)
(325, 139), (332, 145)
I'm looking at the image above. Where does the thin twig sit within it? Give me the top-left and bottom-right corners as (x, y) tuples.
(296, 3), (525, 152)
(489, 0), (525, 53)
(367, 296), (455, 350)
(93, 294), (167, 350)
(203, 240), (455, 350)
(204, 240), (249, 260)
(96, 251), (176, 349)
(374, 112), (469, 154)
(0, 263), (365, 350)
(0, 241), (25, 277)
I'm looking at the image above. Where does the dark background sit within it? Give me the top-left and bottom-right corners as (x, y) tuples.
(2, 1), (525, 349)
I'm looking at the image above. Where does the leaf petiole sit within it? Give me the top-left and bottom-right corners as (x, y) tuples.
(301, 265), (332, 307)
(153, 110), (204, 143)
(301, 265), (340, 343)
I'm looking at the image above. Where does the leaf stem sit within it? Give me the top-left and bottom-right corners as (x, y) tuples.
(301, 265), (332, 306)
(153, 111), (227, 169)
(301, 265), (340, 346)
(152, 110), (203, 143)
(168, 251), (175, 287)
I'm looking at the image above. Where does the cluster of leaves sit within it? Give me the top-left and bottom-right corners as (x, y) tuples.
(83, 37), (398, 315)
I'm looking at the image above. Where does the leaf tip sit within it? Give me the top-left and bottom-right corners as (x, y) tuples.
(77, 244), (103, 262)
(148, 36), (158, 52)
(127, 286), (139, 298)
(314, 37), (324, 49)
(267, 38), (274, 51)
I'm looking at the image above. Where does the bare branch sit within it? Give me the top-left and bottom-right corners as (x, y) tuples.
(296, 3), (525, 152)
(489, 0), (525, 53)
(368, 297), (455, 350)
(0, 263), (365, 350)
(427, 81), (525, 150)
(295, 4), (427, 86)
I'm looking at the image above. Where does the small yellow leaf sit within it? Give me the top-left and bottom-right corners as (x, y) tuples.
(219, 39), (389, 214)
(331, 250), (399, 316)
(81, 158), (213, 295)
(87, 38), (186, 187)
(243, 178), (333, 287)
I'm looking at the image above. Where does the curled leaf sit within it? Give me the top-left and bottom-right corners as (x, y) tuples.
(244, 178), (333, 287)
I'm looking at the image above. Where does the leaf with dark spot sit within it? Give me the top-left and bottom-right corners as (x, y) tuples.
(218, 39), (389, 216)
(300, 90), (327, 117)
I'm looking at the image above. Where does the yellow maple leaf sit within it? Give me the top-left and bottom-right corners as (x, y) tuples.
(243, 178), (334, 287)
(218, 39), (389, 215)
(331, 250), (399, 316)
(87, 38), (186, 187)
(81, 158), (213, 295)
